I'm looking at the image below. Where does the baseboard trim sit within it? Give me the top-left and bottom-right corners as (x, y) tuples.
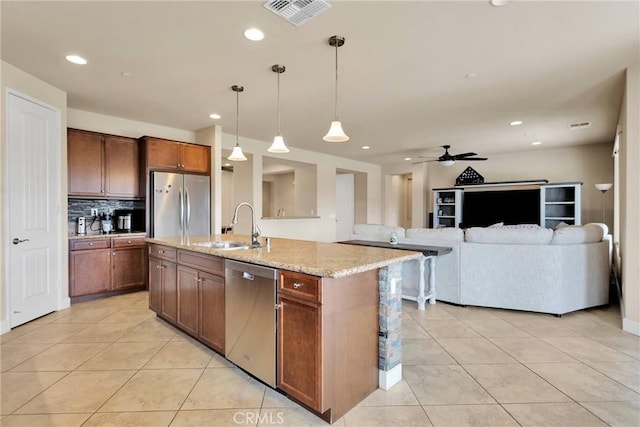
(0, 319), (10, 335)
(623, 317), (640, 336)
(58, 297), (71, 310)
(379, 364), (402, 390)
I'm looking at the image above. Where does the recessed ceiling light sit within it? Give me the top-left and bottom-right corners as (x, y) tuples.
(531, 141), (542, 146)
(510, 120), (523, 126)
(404, 157), (412, 161)
(209, 113), (221, 120)
(120, 72), (131, 77)
(362, 145), (370, 150)
(465, 73), (477, 79)
(490, 0), (512, 6)
(65, 55), (87, 65)
(244, 28), (264, 41)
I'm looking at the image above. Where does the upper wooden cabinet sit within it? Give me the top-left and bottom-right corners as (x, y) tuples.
(68, 128), (141, 199)
(142, 136), (210, 174)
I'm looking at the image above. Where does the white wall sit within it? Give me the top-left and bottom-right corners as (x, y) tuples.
(68, 109), (196, 142)
(220, 132), (382, 242)
(426, 144), (613, 227)
(1, 61), (68, 330)
(619, 65), (640, 335)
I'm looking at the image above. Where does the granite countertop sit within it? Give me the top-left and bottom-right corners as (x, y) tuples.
(146, 234), (422, 278)
(68, 231), (147, 240)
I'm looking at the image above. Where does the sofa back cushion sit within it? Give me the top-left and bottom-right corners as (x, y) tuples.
(465, 225), (553, 244)
(352, 224), (405, 240)
(406, 227), (464, 242)
(551, 223), (605, 245)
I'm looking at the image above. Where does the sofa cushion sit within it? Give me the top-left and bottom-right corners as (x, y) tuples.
(551, 223), (605, 245)
(465, 226), (553, 244)
(352, 224), (405, 240)
(406, 227), (464, 242)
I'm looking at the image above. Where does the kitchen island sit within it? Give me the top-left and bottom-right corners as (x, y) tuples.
(146, 234), (420, 423)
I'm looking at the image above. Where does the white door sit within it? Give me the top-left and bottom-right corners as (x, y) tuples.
(335, 173), (355, 241)
(6, 91), (61, 328)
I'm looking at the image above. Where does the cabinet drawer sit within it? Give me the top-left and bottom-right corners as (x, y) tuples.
(177, 250), (224, 276)
(69, 238), (110, 251)
(112, 236), (146, 248)
(279, 270), (321, 303)
(149, 244), (177, 262)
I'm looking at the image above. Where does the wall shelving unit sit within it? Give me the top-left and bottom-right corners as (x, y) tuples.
(433, 189), (463, 228)
(540, 182), (582, 228)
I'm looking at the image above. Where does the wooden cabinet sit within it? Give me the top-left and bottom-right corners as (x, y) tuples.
(68, 129), (104, 196)
(69, 236), (147, 299)
(198, 271), (225, 352)
(69, 239), (111, 296)
(276, 269), (379, 423)
(148, 245), (224, 352)
(143, 136), (210, 174)
(177, 265), (200, 336)
(68, 128), (140, 199)
(112, 237), (147, 291)
(278, 293), (322, 410)
(433, 189), (463, 228)
(148, 244), (178, 322)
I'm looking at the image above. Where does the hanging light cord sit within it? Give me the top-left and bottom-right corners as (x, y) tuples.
(235, 89), (240, 145)
(277, 70), (281, 134)
(333, 41), (339, 120)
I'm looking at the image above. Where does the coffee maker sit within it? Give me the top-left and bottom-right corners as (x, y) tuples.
(117, 213), (132, 232)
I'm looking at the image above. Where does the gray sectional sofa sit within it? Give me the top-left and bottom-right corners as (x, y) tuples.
(351, 223), (611, 315)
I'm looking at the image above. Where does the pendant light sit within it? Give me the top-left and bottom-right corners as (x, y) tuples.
(228, 85), (247, 161)
(323, 35), (349, 142)
(268, 64), (290, 153)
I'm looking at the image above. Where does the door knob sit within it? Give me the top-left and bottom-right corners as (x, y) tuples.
(12, 238), (30, 245)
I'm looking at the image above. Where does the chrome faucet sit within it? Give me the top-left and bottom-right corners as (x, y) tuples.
(231, 202), (260, 247)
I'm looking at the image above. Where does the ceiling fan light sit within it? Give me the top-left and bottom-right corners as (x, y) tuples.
(323, 120), (349, 142)
(268, 134), (290, 153)
(440, 159), (455, 167)
(228, 144), (247, 161)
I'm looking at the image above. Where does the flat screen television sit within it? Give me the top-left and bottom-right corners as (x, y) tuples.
(462, 189), (540, 228)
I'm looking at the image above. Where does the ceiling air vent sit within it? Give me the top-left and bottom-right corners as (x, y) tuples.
(569, 121), (591, 130)
(263, 0), (331, 27)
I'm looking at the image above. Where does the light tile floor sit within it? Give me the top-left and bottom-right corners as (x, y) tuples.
(1, 291), (638, 426)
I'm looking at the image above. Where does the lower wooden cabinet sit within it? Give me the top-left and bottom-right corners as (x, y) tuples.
(148, 245), (225, 353)
(177, 265), (200, 336)
(199, 271), (225, 353)
(276, 269), (379, 423)
(277, 295), (322, 410)
(70, 247), (111, 296)
(69, 235), (147, 298)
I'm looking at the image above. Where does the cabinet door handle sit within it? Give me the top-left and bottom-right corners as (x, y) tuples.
(275, 303), (283, 310)
(89, 242), (94, 246)
(127, 240), (132, 244)
(292, 282), (303, 289)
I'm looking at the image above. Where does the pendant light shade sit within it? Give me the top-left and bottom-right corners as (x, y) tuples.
(268, 65), (290, 153)
(323, 35), (349, 142)
(228, 85), (247, 162)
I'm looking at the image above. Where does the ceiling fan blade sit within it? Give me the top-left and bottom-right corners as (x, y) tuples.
(452, 152), (478, 159)
(463, 157), (488, 161)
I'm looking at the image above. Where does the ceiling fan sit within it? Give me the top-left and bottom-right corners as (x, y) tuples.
(415, 145), (488, 166)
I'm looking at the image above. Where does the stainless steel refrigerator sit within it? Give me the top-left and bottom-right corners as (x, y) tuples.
(150, 172), (210, 238)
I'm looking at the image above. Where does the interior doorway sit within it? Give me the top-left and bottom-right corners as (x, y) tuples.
(385, 173), (413, 228)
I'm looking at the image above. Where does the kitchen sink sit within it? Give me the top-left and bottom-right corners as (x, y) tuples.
(194, 241), (251, 250)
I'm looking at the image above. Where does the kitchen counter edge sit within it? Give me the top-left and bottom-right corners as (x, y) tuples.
(145, 235), (421, 278)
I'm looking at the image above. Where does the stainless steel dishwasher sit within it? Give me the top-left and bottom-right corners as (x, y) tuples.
(225, 259), (278, 387)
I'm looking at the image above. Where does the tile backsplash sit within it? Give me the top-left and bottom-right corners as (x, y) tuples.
(68, 199), (145, 232)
